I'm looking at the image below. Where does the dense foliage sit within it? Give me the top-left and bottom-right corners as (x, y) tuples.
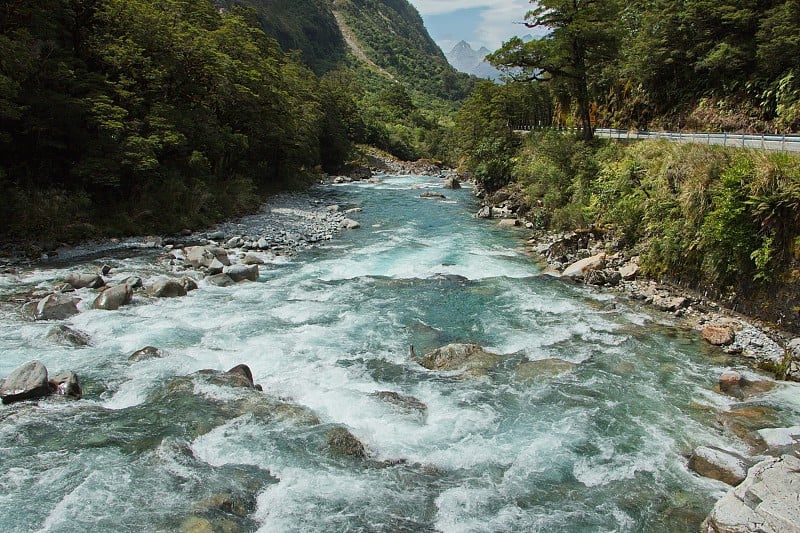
(489, 0), (800, 134)
(0, 0), (368, 241)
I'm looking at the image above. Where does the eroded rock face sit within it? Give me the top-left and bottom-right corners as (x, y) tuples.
(688, 445), (750, 486)
(703, 455), (800, 533)
(0, 360), (50, 404)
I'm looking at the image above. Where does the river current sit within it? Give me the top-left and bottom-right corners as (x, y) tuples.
(1, 175), (799, 532)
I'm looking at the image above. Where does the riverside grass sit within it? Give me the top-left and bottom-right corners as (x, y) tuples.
(507, 133), (800, 325)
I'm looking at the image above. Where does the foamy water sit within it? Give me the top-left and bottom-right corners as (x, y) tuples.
(1, 175), (798, 532)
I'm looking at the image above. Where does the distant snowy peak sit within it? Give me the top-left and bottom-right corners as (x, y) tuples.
(445, 40), (500, 80)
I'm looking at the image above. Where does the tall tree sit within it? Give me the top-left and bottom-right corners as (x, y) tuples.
(488, 0), (619, 140)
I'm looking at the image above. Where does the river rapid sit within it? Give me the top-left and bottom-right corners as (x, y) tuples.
(1, 174), (799, 532)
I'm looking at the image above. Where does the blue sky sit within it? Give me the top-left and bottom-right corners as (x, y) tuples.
(407, 0), (537, 53)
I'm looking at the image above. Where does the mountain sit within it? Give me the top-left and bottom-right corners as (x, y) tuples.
(222, 0), (473, 100)
(446, 41), (500, 80)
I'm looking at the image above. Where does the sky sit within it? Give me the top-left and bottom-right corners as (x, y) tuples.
(407, 0), (538, 54)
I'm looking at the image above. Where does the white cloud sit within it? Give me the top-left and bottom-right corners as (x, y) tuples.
(472, 0), (532, 50)
(410, 0), (505, 16)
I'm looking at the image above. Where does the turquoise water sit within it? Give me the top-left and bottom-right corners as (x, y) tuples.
(1, 175), (798, 532)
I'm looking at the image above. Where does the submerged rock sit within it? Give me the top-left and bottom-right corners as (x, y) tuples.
(688, 445), (750, 486)
(92, 283), (133, 310)
(129, 346), (165, 362)
(513, 358), (577, 383)
(716, 370), (775, 399)
(371, 391), (427, 416)
(419, 191), (446, 199)
(46, 325), (91, 346)
(326, 427), (367, 459)
(0, 360), (50, 404)
(703, 455), (800, 533)
(205, 274), (235, 287)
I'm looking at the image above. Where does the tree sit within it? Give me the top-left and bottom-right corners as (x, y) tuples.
(488, 0), (619, 140)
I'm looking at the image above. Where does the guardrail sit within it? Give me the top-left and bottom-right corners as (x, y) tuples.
(513, 126), (800, 153)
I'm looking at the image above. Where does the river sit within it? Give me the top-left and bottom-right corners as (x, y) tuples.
(1, 174), (798, 532)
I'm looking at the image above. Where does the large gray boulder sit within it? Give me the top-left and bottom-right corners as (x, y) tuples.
(223, 264), (259, 283)
(703, 455), (800, 533)
(35, 293), (80, 320)
(205, 274), (235, 287)
(148, 278), (188, 298)
(46, 325), (91, 347)
(184, 246), (230, 269)
(688, 445), (750, 486)
(63, 273), (105, 290)
(1, 360), (50, 404)
(92, 283), (133, 310)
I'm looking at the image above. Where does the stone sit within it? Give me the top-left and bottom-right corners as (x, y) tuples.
(1, 360), (50, 404)
(585, 269), (622, 287)
(371, 391), (427, 415)
(184, 246), (230, 269)
(756, 426), (800, 452)
(181, 277), (199, 292)
(242, 253), (265, 265)
(702, 455), (800, 533)
(719, 370), (744, 393)
(226, 364), (257, 388)
(340, 219), (360, 230)
(476, 205), (492, 219)
(148, 278), (188, 298)
(49, 371), (82, 399)
(618, 262), (639, 280)
(443, 177), (461, 189)
(35, 293), (80, 320)
(717, 370), (775, 399)
(205, 274), (235, 287)
(561, 253), (606, 279)
(63, 273), (105, 289)
(129, 346), (165, 362)
(326, 427), (367, 459)
(498, 218), (520, 227)
(787, 338), (800, 361)
(180, 516), (214, 533)
(688, 445), (750, 486)
(207, 230), (225, 241)
(419, 191), (446, 199)
(256, 237), (270, 250)
(418, 343), (502, 374)
(226, 236), (242, 248)
(100, 264), (113, 276)
(703, 325), (736, 346)
(207, 258), (226, 275)
(123, 276), (143, 290)
(46, 325), (91, 346)
(223, 264), (259, 283)
(652, 295), (688, 312)
(513, 358), (577, 383)
(92, 283), (133, 310)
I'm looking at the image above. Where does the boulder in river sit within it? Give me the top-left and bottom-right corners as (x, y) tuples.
(340, 218), (360, 230)
(185, 246), (231, 269)
(418, 343), (501, 375)
(326, 427), (367, 459)
(92, 283), (133, 310)
(63, 273), (105, 290)
(129, 346), (165, 362)
(476, 205), (492, 219)
(513, 358), (577, 383)
(717, 369), (775, 399)
(49, 371), (82, 399)
(205, 274), (235, 287)
(47, 325), (91, 347)
(371, 391), (427, 417)
(181, 277), (199, 292)
(702, 324), (736, 346)
(148, 278), (188, 298)
(0, 360), (50, 404)
(223, 264), (259, 283)
(688, 445), (750, 486)
(242, 253), (265, 266)
(419, 191), (446, 199)
(702, 454), (800, 533)
(443, 177), (461, 189)
(35, 293), (80, 321)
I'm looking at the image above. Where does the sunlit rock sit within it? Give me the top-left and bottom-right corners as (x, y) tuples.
(703, 324), (736, 346)
(223, 264), (259, 283)
(703, 455), (800, 533)
(418, 343), (501, 375)
(498, 218), (520, 227)
(92, 283), (133, 310)
(63, 272), (105, 289)
(340, 218), (361, 230)
(148, 278), (188, 298)
(561, 253), (606, 279)
(0, 360), (50, 404)
(185, 246), (230, 269)
(46, 324), (91, 346)
(35, 293), (80, 320)
(688, 445), (750, 486)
